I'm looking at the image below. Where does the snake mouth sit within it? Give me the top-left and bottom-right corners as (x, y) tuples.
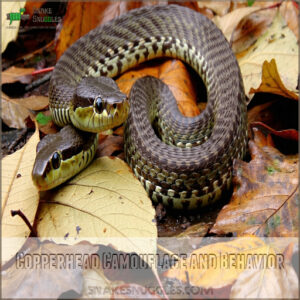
(69, 100), (130, 133)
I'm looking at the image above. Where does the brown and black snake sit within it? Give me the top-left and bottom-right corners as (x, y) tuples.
(32, 5), (248, 210)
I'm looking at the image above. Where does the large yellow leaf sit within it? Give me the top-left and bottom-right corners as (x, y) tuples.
(250, 59), (298, 100)
(164, 237), (275, 289)
(1, 126), (40, 264)
(238, 11), (298, 98)
(36, 157), (157, 255)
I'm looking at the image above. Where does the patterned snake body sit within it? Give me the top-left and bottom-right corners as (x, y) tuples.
(33, 5), (248, 209)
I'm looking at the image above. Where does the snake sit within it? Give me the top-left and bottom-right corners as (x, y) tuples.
(32, 5), (248, 210)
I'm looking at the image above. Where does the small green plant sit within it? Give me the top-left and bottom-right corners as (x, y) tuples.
(36, 112), (52, 125)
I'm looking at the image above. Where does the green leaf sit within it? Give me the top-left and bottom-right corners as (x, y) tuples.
(36, 112), (51, 125)
(247, 0), (255, 6)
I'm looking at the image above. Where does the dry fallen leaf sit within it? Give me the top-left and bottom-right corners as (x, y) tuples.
(230, 264), (298, 298)
(117, 59), (201, 117)
(97, 134), (124, 158)
(238, 11), (298, 98)
(213, 6), (260, 43)
(2, 66), (35, 84)
(254, 184), (299, 237)
(1, 2), (26, 52)
(177, 222), (211, 238)
(164, 237), (275, 290)
(35, 157), (157, 256)
(230, 8), (276, 54)
(279, 0), (299, 39)
(56, 1), (151, 59)
(1, 98), (30, 129)
(1, 126), (40, 265)
(251, 121), (298, 142)
(30, 110), (58, 135)
(211, 131), (298, 237)
(197, 1), (231, 16)
(24, 1), (45, 17)
(2, 239), (98, 298)
(2, 92), (49, 111)
(250, 59), (298, 100)
(247, 97), (298, 143)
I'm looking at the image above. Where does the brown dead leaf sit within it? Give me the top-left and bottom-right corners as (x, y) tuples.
(1, 98), (30, 129)
(97, 134), (124, 158)
(210, 131), (298, 237)
(250, 59), (298, 100)
(2, 239), (98, 298)
(230, 8), (276, 54)
(24, 1), (46, 18)
(177, 222), (212, 238)
(56, 1), (154, 59)
(2, 66), (35, 84)
(213, 6), (260, 43)
(2, 92), (49, 111)
(255, 186), (298, 237)
(117, 59), (200, 117)
(251, 121), (298, 142)
(247, 97), (298, 143)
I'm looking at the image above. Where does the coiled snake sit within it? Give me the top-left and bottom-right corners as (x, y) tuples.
(32, 5), (248, 210)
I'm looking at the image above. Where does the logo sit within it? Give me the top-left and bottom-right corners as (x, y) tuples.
(7, 8), (29, 25)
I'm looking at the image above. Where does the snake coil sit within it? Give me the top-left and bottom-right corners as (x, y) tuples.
(33, 5), (248, 210)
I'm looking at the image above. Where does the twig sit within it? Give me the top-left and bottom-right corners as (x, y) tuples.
(157, 243), (180, 261)
(185, 271), (191, 296)
(7, 128), (29, 152)
(11, 210), (38, 237)
(153, 269), (169, 300)
(25, 72), (52, 92)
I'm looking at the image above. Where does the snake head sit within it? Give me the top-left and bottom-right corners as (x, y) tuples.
(32, 125), (97, 190)
(69, 76), (129, 133)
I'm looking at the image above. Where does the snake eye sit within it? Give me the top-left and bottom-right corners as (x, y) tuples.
(51, 152), (61, 169)
(113, 103), (117, 109)
(95, 97), (104, 114)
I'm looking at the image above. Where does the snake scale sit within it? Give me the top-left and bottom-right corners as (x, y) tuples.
(32, 5), (248, 210)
